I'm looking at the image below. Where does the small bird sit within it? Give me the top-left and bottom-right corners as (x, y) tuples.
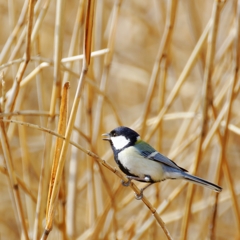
(102, 126), (222, 199)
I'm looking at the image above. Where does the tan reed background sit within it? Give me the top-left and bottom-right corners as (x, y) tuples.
(0, 0), (239, 239)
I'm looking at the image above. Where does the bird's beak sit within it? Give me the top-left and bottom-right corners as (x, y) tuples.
(102, 133), (111, 141)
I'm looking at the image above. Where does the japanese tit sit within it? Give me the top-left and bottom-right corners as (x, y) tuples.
(102, 126), (222, 199)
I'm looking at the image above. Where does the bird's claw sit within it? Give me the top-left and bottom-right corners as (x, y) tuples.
(121, 177), (145, 200)
(121, 179), (131, 187)
(135, 189), (143, 200)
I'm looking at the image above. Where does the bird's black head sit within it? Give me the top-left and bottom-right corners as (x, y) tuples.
(102, 126), (140, 151)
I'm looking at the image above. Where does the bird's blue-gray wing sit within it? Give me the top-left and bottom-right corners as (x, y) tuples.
(135, 140), (187, 172)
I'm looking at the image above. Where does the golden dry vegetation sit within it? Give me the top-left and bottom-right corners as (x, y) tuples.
(0, 0), (239, 239)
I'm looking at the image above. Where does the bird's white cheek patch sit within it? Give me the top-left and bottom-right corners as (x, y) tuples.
(111, 136), (130, 150)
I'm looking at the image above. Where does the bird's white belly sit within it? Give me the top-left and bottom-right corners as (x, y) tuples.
(118, 146), (165, 181)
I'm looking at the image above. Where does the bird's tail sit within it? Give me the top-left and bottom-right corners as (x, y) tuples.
(183, 172), (222, 192)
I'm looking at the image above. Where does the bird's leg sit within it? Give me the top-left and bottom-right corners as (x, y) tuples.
(121, 176), (154, 200)
(135, 183), (153, 200)
(121, 178), (131, 187)
(121, 175), (147, 187)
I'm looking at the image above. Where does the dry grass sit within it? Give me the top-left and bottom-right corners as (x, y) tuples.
(0, 0), (239, 239)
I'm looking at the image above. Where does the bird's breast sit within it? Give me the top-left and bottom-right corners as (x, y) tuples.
(118, 146), (165, 182)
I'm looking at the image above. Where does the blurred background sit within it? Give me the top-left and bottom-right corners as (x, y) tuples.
(0, 0), (239, 239)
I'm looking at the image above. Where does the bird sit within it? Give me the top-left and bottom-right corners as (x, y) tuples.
(102, 126), (222, 199)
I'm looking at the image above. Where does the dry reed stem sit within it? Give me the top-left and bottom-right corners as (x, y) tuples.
(0, 49), (109, 73)
(92, 0), (122, 149)
(210, 2), (240, 237)
(180, 1), (222, 239)
(0, 120), (29, 239)
(46, 0), (67, 214)
(45, 82), (69, 231)
(18, 115), (35, 231)
(49, 0), (66, 116)
(64, 3), (85, 230)
(0, 110), (58, 117)
(31, 0), (51, 44)
(66, 109), (85, 239)
(33, 8), (48, 130)
(62, 0), (85, 86)
(7, 0), (16, 76)
(1, 73), (6, 112)
(6, 0), (34, 113)
(141, 0), (178, 137)
(202, 103), (228, 151)
(156, 56), (167, 152)
(210, 109), (240, 237)
(84, 0), (95, 67)
(33, 120), (55, 240)
(215, 28), (235, 62)
(0, 0), (28, 64)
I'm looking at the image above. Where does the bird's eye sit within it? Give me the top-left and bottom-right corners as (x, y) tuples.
(112, 132), (117, 137)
